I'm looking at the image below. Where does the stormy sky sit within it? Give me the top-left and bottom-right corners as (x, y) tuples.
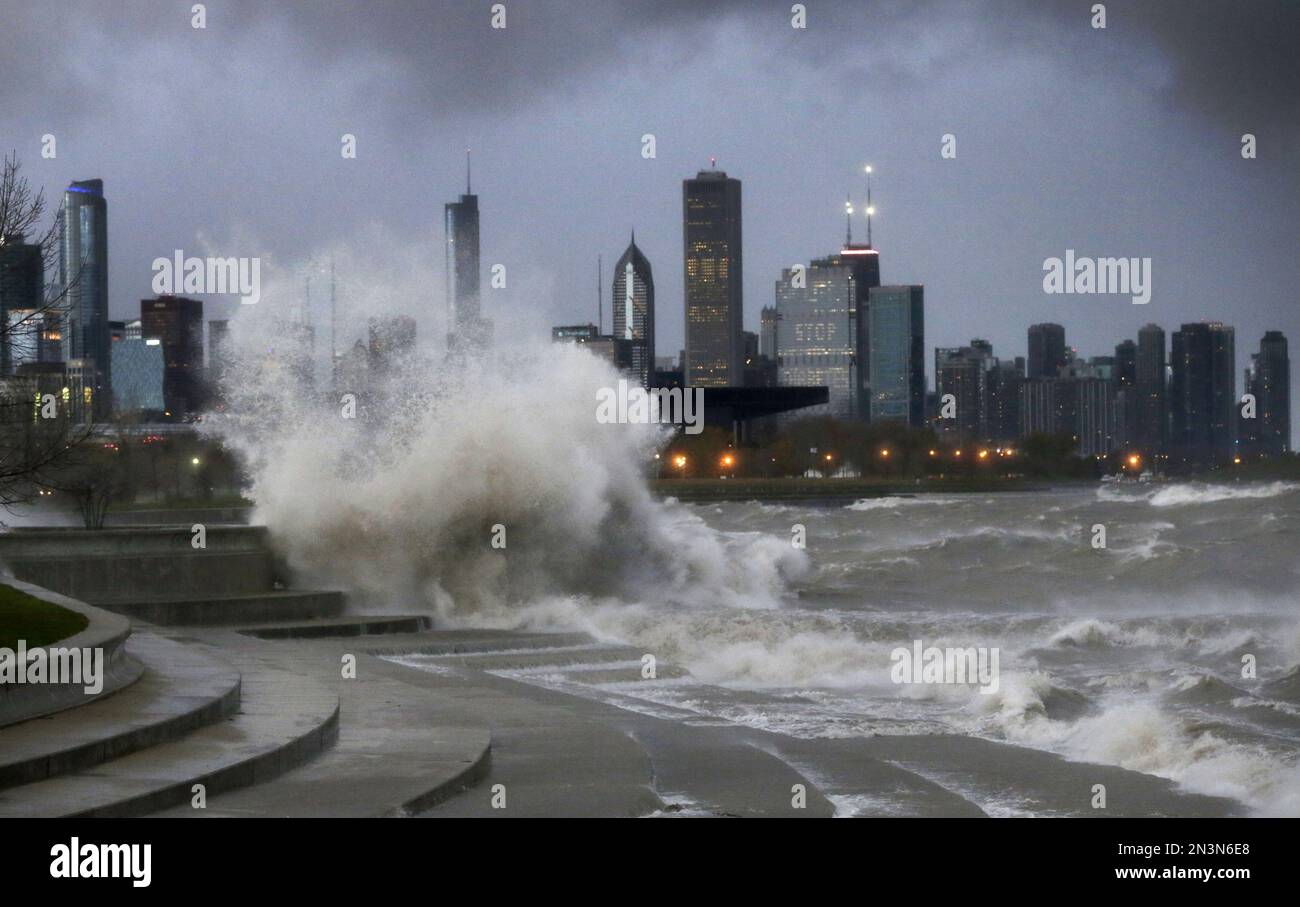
(3, 0), (1297, 415)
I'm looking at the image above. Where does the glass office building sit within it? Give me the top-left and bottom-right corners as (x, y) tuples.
(867, 285), (925, 425)
(774, 255), (856, 418)
(60, 179), (110, 417)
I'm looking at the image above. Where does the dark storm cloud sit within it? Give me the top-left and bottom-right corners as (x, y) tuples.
(2, 0), (1297, 445)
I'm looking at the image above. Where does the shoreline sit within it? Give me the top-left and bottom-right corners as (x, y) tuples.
(650, 477), (1084, 504)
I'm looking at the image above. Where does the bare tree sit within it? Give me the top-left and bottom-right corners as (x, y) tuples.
(0, 152), (93, 506)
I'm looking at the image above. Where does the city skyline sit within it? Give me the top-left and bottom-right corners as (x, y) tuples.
(3, 0), (1295, 429)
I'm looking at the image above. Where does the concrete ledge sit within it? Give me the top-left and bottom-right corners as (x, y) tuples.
(103, 590), (346, 626)
(105, 507), (251, 527)
(0, 579), (140, 729)
(0, 525), (270, 557)
(0, 526), (277, 602)
(239, 615), (432, 639)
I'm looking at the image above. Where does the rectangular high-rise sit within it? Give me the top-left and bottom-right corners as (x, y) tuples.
(1027, 323), (1066, 379)
(140, 295), (204, 418)
(445, 184), (490, 353)
(1170, 322), (1235, 462)
(60, 179), (110, 417)
(1135, 323), (1167, 452)
(840, 244), (881, 420)
(1246, 331), (1290, 455)
(759, 306), (778, 359)
(0, 234), (44, 376)
(867, 285), (924, 426)
(683, 169), (742, 386)
(774, 255), (855, 418)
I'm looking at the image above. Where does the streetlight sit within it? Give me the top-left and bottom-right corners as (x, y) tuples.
(191, 457), (201, 466)
(673, 454), (687, 470)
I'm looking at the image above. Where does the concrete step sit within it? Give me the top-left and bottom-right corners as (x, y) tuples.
(0, 656), (338, 817)
(96, 590), (346, 626)
(361, 630), (595, 657)
(545, 664), (693, 686)
(238, 614), (431, 640)
(152, 654), (490, 817)
(0, 632), (240, 789)
(410, 643), (647, 672)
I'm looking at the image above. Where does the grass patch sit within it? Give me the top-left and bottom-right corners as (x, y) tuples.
(0, 584), (89, 650)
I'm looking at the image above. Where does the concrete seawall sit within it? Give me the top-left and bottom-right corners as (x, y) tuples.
(0, 526), (276, 603)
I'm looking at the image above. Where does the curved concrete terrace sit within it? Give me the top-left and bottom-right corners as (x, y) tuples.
(0, 579), (140, 728)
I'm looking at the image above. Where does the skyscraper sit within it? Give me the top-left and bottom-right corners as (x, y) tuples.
(110, 336), (165, 415)
(1027, 323), (1066, 379)
(1135, 323), (1167, 452)
(1114, 340), (1137, 388)
(683, 168), (742, 386)
(936, 344), (991, 439)
(612, 234), (655, 387)
(445, 160), (490, 353)
(1170, 322), (1236, 462)
(1074, 373), (1119, 457)
(759, 306), (778, 359)
(0, 233), (44, 376)
(140, 295), (204, 418)
(1113, 339), (1138, 450)
(867, 285), (924, 426)
(60, 179), (110, 416)
(775, 255), (855, 418)
(986, 358), (1025, 443)
(1246, 331), (1290, 455)
(841, 244), (881, 421)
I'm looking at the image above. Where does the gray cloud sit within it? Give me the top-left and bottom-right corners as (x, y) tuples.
(2, 0), (1297, 443)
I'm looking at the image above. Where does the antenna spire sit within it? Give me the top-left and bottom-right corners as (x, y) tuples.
(330, 258), (337, 389)
(597, 254), (603, 334)
(845, 194), (853, 246)
(866, 165), (874, 248)
(465, 147), (472, 193)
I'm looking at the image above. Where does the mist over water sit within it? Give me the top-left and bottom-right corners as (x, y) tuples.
(210, 317), (1300, 815)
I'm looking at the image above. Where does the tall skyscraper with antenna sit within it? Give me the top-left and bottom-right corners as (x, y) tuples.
(445, 149), (490, 353)
(843, 165), (881, 420)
